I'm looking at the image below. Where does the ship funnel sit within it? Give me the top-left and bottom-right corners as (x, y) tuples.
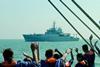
(59, 0), (100, 40)
(71, 0), (100, 30)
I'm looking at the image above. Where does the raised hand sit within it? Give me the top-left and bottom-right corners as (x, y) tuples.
(75, 48), (78, 53)
(66, 48), (71, 54)
(31, 42), (39, 51)
(94, 41), (98, 47)
(31, 43), (36, 51)
(89, 34), (93, 41)
(55, 48), (58, 52)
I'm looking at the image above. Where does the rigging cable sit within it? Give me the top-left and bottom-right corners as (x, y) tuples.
(59, 0), (100, 40)
(71, 0), (100, 30)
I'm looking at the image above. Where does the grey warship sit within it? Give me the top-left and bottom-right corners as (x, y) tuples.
(23, 22), (79, 42)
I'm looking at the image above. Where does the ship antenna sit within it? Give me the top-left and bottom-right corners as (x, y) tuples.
(71, 0), (100, 30)
(59, 0), (100, 40)
(48, 0), (90, 46)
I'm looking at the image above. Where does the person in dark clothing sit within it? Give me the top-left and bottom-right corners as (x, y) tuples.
(81, 35), (100, 67)
(0, 63), (2, 67)
(1, 48), (16, 67)
(45, 49), (54, 59)
(40, 49), (56, 67)
(75, 53), (88, 67)
(54, 49), (64, 67)
(82, 44), (95, 67)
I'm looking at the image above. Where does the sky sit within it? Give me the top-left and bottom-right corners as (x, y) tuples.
(0, 0), (100, 39)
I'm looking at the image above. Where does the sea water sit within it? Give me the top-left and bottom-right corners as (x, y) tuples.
(0, 39), (100, 67)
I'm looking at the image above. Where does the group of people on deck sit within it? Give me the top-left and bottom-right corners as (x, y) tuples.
(0, 35), (100, 67)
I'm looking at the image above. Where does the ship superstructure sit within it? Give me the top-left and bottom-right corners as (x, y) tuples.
(23, 22), (79, 42)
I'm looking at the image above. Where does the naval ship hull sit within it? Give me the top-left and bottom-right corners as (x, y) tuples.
(23, 34), (79, 42)
(23, 23), (79, 42)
